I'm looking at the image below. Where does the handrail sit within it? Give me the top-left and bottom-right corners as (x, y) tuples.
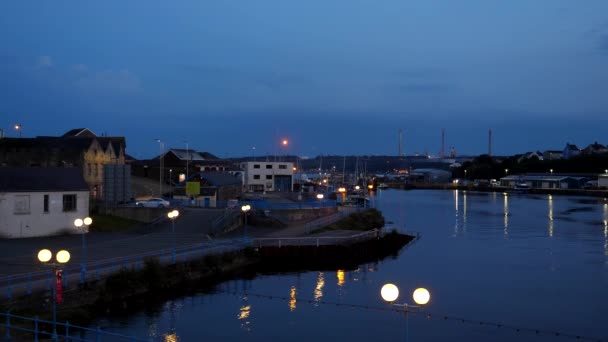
(1, 311), (150, 341)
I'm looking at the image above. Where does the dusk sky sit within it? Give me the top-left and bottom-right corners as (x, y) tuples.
(1, 1), (607, 159)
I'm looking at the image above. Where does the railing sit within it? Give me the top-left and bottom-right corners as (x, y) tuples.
(252, 228), (408, 248)
(1, 311), (150, 341)
(0, 239), (250, 301)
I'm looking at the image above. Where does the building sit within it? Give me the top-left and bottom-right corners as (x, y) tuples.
(500, 174), (588, 189)
(581, 142), (608, 155)
(543, 150), (563, 160)
(173, 172), (242, 207)
(240, 161), (294, 192)
(599, 173), (608, 189)
(131, 148), (235, 186)
(563, 143), (581, 160)
(0, 168), (89, 238)
(0, 128), (127, 199)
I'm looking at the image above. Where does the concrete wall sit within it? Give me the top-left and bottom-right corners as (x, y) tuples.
(241, 161), (294, 192)
(0, 191), (89, 238)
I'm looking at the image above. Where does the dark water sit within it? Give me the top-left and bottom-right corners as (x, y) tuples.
(91, 190), (608, 341)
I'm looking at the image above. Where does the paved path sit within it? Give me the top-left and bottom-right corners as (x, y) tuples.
(0, 206), (360, 279)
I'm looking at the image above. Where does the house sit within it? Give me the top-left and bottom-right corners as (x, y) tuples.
(0, 168), (90, 238)
(517, 151), (544, 163)
(240, 161), (294, 192)
(0, 128), (127, 199)
(563, 143), (581, 159)
(581, 142), (608, 155)
(543, 150), (563, 160)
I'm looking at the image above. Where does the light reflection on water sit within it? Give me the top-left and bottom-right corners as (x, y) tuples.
(89, 190), (608, 341)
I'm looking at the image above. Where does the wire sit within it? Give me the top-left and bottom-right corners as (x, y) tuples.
(216, 289), (605, 342)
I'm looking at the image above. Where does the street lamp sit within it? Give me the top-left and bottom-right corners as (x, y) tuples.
(464, 169), (467, 179)
(169, 169), (173, 188)
(167, 210), (179, 264)
(38, 249), (71, 341)
(550, 169), (553, 175)
(14, 124), (22, 138)
(505, 168), (509, 176)
(74, 217), (92, 284)
(156, 139), (164, 197)
(241, 204), (251, 242)
(381, 284), (431, 342)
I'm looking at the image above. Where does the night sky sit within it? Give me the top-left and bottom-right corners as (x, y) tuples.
(1, 1), (607, 159)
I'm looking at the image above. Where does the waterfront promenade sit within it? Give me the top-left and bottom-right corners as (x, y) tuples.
(0, 205), (361, 294)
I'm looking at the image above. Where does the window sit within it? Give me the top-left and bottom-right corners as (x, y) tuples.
(279, 164), (287, 169)
(253, 164), (260, 169)
(63, 194), (77, 212)
(44, 194), (49, 213)
(266, 175), (273, 180)
(14, 195), (31, 214)
(266, 164), (273, 169)
(253, 175), (261, 180)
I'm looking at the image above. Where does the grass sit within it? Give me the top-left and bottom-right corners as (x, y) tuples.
(89, 214), (140, 232)
(314, 208), (385, 233)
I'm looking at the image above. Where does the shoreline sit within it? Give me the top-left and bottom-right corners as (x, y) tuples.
(385, 184), (608, 198)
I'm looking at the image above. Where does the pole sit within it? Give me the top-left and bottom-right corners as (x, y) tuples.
(171, 218), (176, 264)
(52, 266), (57, 341)
(80, 232), (86, 284)
(186, 141), (189, 180)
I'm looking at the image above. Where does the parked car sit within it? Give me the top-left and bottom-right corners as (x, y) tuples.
(135, 198), (171, 208)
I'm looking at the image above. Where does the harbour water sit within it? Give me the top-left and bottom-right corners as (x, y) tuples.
(90, 189), (608, 341)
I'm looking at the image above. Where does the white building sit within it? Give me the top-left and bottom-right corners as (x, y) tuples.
(0, 168), (90, 238)
(599, 173), (608, 189)
(240, 161), (294, 192)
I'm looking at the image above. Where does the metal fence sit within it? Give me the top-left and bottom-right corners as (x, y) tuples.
(0, 239), (249, 301)
(1, 311), (150, 341)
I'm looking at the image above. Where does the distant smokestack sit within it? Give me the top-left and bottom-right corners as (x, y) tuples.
(399, 129), (403, 157)
(489, 128), (492, 156)
(441, 128), (445, 158)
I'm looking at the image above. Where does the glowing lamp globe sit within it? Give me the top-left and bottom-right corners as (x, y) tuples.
(167, 211), (174, 219)
(413, 288), (430, 305)
(56, 250), (71, 264)
(172, 210), (179, 218)
(381, 283), (399, 302)
(38, 249), (52, 263)
(84, 217), (93, 226)
(74, 219), (83, 227)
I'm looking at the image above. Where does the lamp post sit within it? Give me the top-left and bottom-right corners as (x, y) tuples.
(38, 249), (70, 341)
(381, 283), (430, 342)
(167, 210), (179, 264)
(74, 217), (92, 284)
(14, 124), (22, 138)
(464, 169), (467, 179)
(169, 169), (173, 190)
(316, 193), (324, 208)
(505, 168), (509, 176)
(156, 139), (164, 197)
(241, 204), (251, 242)
(550, 169), (553, 175)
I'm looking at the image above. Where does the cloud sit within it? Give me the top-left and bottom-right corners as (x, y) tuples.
(36, 55), (53, 68)
(598, 34), (608, 52)
(71, 64), (88, 73)
(73, 69), (141, 92)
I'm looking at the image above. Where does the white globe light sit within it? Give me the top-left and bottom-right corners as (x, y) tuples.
(381, 283), (399, 302)
(413, 288), (430, 305)
(38, 249), (52, 263)
(172, 210), (179, 218)
(167, 211), (174, 219)
(56, 250), (71, 264)
(74, 219), (83, 227)
(84, 217), (93, 226)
